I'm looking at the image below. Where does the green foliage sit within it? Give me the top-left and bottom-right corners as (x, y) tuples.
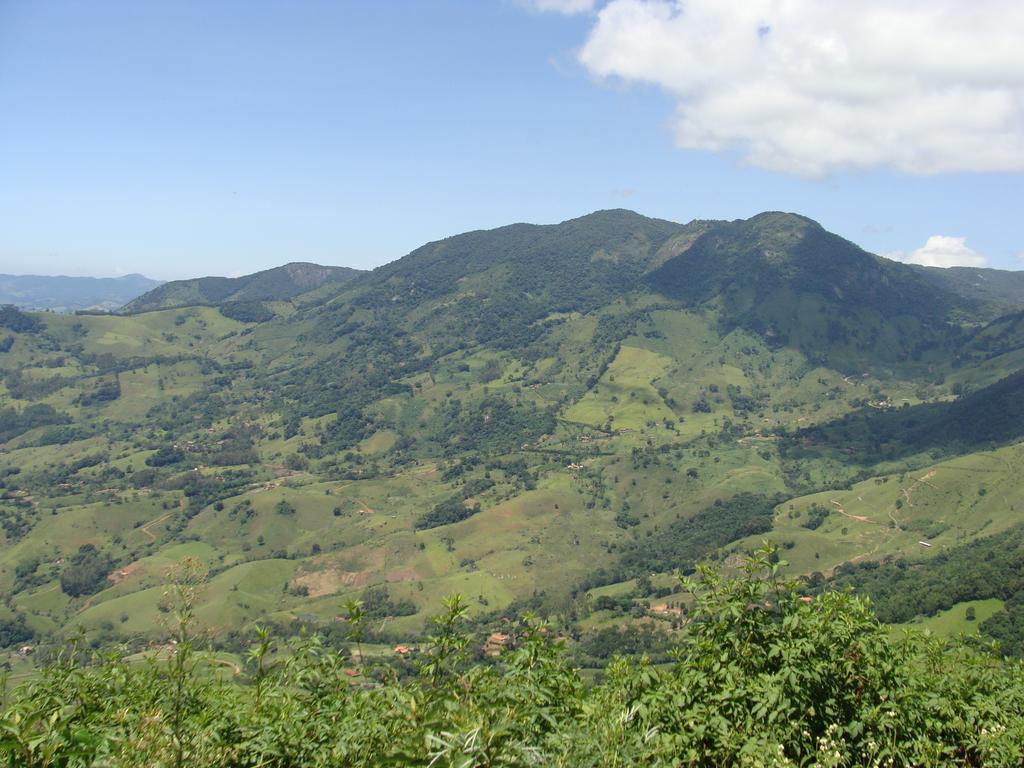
(4, 552), (1024, 766)
(801, 502), (830, 530)
(981, 592), (1024, 658)
(649, 213), (964, 366)
(0, 304), (43, 333)
(76, 377), (122, 406)
(218, 300), (274, 323)
(359, 585), (417, 618)
(146, 445), (185, 467)
(829, 525), (1024, 628)
(123, 263), (363, 312)
(0, 404), (71, 443)
(58, 544), (115, 598)
(0, 614), (33, 647)
(432, 397), (556, 456)
(590, 493), (777, 585)
(414, 479), (494, 530)
(573, 623), (673, 666)
(785, 367), (1024, 467)
(359, 209), (683, 317)
(3, 369), (72, 401)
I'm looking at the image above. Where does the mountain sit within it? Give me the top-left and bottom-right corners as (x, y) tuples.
(911, 264), (1024, 319)
(3, 209), (1024, 670)
(647, 212), (983, 370)
(4, 224), (1024, 763)
(0, 273), (162, 312)
(650, 212), (959, 317)
(121, 262), (364, 313)
(359, 208), (685, 307)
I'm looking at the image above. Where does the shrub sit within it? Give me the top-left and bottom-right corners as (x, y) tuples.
(5, 547), (1024, 767)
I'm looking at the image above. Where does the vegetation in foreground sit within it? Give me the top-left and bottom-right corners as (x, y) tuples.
(3, 548), (1023, 768)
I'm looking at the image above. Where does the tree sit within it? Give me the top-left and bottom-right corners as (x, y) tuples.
(59, 544), (114, 598)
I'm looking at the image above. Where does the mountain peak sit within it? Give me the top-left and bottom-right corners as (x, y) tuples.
(745, 210), (819, 228)
(648, 210), (961, 328)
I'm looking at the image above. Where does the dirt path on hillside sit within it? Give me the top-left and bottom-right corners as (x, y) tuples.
(108, 561), (141, 585)
(901, 470), (937, 509)
(829, 499), (873, 523)
(829, 470), (943, 577)
(139, 512), (173, 541)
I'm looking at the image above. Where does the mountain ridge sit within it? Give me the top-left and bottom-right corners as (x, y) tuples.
(0, 273), (162, 313)
(121, 262), (364, 313)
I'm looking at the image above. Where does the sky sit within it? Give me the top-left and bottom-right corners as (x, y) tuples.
(1, 0), (1023, 280)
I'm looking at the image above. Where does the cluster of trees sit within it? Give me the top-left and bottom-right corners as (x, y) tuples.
(0, 304), (43, 333)
(572, 623), (673, 666)
(59, 544), (115, 598)
(219, 300), (274, 323)
(429, 396), (556, 457)
(76, 376), (122, 407)
(801, 502), (830, 530)
(0, 403), (70, 443)
(585, 493), (778, 588)
(4, 551), (1023, 766)
(146, 445), (185, 467)
(414, 478), (494, 530)
(784, 367), (1024, 468)
(3, 369), (71, 401)
(829, 524), (1024, 655)
(0, 614), (32, 647)
(359, 585), (417, 618)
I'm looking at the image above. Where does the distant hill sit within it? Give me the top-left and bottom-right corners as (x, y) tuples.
(0, 273), (161, 313)
(121, 262), (364, 313)
(911, 265), (1024, 319)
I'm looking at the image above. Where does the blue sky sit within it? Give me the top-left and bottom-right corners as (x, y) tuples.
(1, 0), (1022, 279)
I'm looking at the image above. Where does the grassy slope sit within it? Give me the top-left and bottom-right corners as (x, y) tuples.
(3, 212), (1024, 655)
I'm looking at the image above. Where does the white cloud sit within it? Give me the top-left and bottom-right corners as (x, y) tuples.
(891, 236), (988, 268)
(577, 0), (1024, 176)
(527, 0), (597, 14)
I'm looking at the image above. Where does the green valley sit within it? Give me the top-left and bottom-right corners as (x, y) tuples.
(0, 210), (1021, 660)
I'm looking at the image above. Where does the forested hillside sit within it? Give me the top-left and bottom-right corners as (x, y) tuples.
(121, 262), (363, 313)
(3, 210), (1024, 713)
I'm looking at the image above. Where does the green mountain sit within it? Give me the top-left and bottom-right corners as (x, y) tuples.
(3, 209), (1024, 671)
(121, 262), (364, 313)
(913, 264), (1024, 318)
(0, 273), (162, 313)
(648, 212), (981, 370)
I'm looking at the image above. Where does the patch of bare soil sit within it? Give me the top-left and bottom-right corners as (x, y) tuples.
(291, 568), (373, 598)
(385, 567), (419, 583)
(108, 561), (142, 585)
